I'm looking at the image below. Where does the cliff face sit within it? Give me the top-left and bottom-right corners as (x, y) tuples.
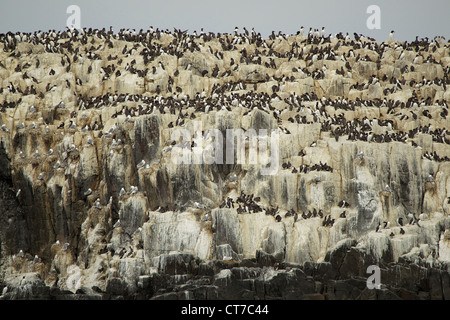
(0, 28), (449, 299)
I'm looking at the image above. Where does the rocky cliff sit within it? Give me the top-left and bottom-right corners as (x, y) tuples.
(0, 27), (449, 300)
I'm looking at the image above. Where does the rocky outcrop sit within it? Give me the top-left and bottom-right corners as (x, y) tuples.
(0, 28), (449, 299)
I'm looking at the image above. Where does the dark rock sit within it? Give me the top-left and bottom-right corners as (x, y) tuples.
(106, 278), (126, 296)
(155, 253), (199, 275)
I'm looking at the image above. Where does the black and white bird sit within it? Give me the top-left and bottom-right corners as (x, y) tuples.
(389, 30), (395, 41)
(136, 160), (146, 169)
(376, 222), (381, 232)
(94, 198), (102, 209)
(130, 186), (138, 194)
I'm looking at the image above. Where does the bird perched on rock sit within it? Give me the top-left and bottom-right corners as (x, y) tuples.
(389, 30), (395, 41)
(87, 136), (94, 146)
(376, 222), (381, 232)
(130, 186), (138, 194)
(84, 188), (92, 196)
(194, 201), (205, 209)
(94, 198), (102, 209)
(338, 200), (350, 208)
(136, 160), (146, 169)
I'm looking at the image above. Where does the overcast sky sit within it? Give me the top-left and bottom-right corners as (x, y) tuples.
(1, 0), (449, 42)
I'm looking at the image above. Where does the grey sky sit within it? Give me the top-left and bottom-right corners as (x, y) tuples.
(0, 0), (449, 42)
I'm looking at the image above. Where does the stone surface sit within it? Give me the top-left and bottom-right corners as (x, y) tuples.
(0, 28), (449, 300)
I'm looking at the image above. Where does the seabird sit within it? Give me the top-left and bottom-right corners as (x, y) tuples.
(18, 249), (24, 258)
(119, 187), (126, 196)
(94, 198), (102, 209)
(407, 212), (415, 224)
(84, 188), (92, 196)
(130, 186), (138, 194)
(38, 172), (45, 180)
(46, 148), (53, 155)
(87, 136), (94, 145)
(389, 30), (395, 41)
(136, 160), (146, 169)
(384, 184), (391, 192)
(113, 219), (121, 228)
(194, 201), (205, 209)
(376, 222), (381, 232)
(1, 124), (8, 132)
(338, 200), (350, 208)
(33, 255), (41, 263)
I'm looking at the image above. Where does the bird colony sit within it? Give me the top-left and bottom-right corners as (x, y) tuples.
(0, 26), (449, 299)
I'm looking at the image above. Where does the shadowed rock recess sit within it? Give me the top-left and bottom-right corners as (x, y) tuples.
(0, 27), (449, 300)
